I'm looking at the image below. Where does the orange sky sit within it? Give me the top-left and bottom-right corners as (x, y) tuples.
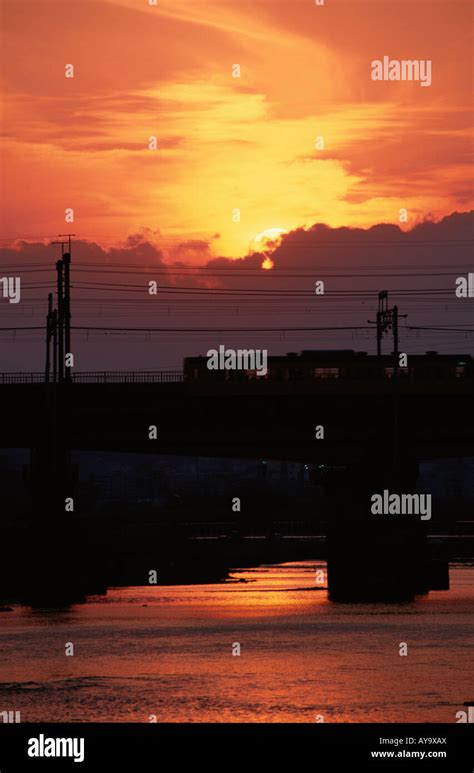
(0, 0), (472, 258)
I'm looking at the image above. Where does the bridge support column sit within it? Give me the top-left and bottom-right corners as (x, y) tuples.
(326, 453), (448, 602)
(23, 384), (106, 605)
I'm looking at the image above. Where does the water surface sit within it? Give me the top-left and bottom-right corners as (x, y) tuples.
(0, 562), (472, 722)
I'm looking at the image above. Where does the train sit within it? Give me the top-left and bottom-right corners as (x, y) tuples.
(183, 349), (474, 381)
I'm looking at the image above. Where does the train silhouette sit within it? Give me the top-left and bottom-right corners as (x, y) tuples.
(184, 349), (474, 381)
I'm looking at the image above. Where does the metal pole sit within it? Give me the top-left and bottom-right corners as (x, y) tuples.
(376, 311), (382, 357)
(377, 291), (388, 357)
(52, 309), (58, 383)
(45, 293), (53, 383)
(392, 305), (400, 485)
(393, 305), (399, 363)
(63, 252), (71, 383)
(56, 260), (64, 382)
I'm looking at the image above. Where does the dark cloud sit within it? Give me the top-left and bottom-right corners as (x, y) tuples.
(1, 212), (472, 371)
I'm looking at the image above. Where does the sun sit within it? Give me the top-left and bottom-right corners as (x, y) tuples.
(251, 228), (286, 269)
(261, 256), (274, 270)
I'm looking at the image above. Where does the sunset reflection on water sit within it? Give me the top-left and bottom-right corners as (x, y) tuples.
(0, 562), (472, 723)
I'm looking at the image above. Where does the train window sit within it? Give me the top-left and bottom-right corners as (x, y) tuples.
(385, 367), (410, 378)
(314, 368), (339, 379)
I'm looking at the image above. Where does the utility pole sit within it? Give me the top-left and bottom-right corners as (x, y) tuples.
(45, 293), (53, 383)
(369, 293), (407, 487)
(52, 308), (58, 383)
(51, 240), (67, 257)
(63, 252), (71, 383)
(376, 291), (388, 357)
(58, 235), (74, 383)
(392, 305), (399, 362)
(31, 242), (80, 604)
(58, 233), (74, 256)
(56, 259), (64, 382)
(368, 291), (406, 360)
(51, 240), (67, 384)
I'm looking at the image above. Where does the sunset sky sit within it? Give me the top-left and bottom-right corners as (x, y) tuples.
(1, 0), (472, 259)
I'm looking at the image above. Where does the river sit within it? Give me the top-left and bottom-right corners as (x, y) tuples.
(0, 561), (472, 722)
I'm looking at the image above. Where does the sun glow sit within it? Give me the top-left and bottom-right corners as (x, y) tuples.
(254, 228), (286, 248)
(251, 228), (286, 270)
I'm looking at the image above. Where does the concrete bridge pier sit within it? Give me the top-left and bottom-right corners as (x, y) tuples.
(23, 385), (106, 606)
(325, 452), (449, 602)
